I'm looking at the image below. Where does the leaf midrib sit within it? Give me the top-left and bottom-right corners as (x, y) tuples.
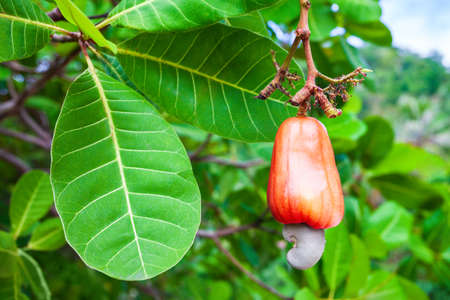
(28, 228), (60, 249)
(117, 47), (286, 105)
(85, 56), (147, 277)
(0, 12), (68, 34)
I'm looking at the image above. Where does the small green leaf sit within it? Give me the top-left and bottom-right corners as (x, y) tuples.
(408, 234), (434, 264)
(357, 271), (405, 300)
(0, 231), (18, 278)
(333, 0), (381, 23)
(347, 21), (392, 46)
(357, 116), (395, 168)
(27, 218), (66, 251)
(17, 250), (50, 300)
(294, 287), (317, 300)
(226, 11), (269, 37)
(398, 277), (429, 300)
(309, 3), (337, 41)
(344, 235), (370, 297)
(9, 171), (53, 239)
(54, 0), (116, 53)
(364, 201), (413, 250)
(0, 0), (56, 62)
(322, 223), (352, 291)
(362, 229), (387, 258)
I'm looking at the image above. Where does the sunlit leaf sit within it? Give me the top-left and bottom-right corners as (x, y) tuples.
(101, 0), (281, 32)
(118, 24), (305, 142)
(309, 2), (336, 41)
(9, 171), (53, 239)
(27, 218), (66, 251)
(226, 11), (269, 37)
(344, 235), (370, 297)
(357, 271), (405, 300)
(294, 287), (317, 300)
(333, 0), (381, 23)
(363, 201), (413, 250)
(347, 21), (392, 46)
(51, 67), (201, 280)
(0, 0), (56, 62)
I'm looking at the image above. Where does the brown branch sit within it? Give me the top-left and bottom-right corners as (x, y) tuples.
(191, 155), (265, 169)
(212, 237), (292, 300)
(18, 109), (52, 145)
(0, 149), (30, 174)
(134, 282), (163, 300)
(0, 127), (50, 150)
(1, 62), (38, 74)
(188, 133), (213, 160)
(47, 8), (64, 22)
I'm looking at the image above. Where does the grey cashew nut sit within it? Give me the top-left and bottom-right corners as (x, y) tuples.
(282, 224), (325, 270)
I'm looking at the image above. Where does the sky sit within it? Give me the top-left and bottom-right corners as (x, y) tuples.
(379, 0), (450, 66)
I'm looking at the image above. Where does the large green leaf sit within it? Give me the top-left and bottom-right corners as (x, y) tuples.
(9, 171), (53, 239)
(0, 0), (58, 62)
(50, 67), (201, 280)
(322, 223), (352, 292)
(333, 0), (381, 23)
(99, 0), (281, 32)
(357, 116), (395, 168)
(17, 250), (50, 300)
(260, 0), (299, 27)
(118, 24), (305, 143)
(54, 0), (116, 53)
(344, 235), (370, 297)
(363, 201), (413, 250)
(27, 218), (66, 251)
(0, 231), (18, 278)
(369, 174), (444, 209)
(357, 271), (406, 300)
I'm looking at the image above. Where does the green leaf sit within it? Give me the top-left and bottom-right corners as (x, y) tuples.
(319, 113), (367, 153)
(362, 229), (387, 258)
(309, 3), (337, 41)
(0, 270), (27, 300)
(408, 234), (434, 264)
(9, 170), (53, 239)
(398, 277), (429, 300)
(0, 0), (56, 62)
(294, 287), (317, 300)
(27, 218), (65, 251)
(333, 0), (381, 23)
(17, 250), (50, 300)
(101, 0), (281, 32)
(344, 196), (361, 232)
(99, 53), (137, 90)
(303, 266), (320, 292)
(357, 116), (394, 168)
(0, 231), (18, 278)
(322, 223), (352, 291)
(371, 143), (448, 180)
(118, 24), (305, 143)
(363, 201), (413, 250)
(54, 0), (116, 53)
(347, 21), (392, 46)
(226, 11), (269, 37)
(260, 0), (299, 27)
(344, 235), (370, 297)
(369, 174), (443, 209)
(50, 67), (201, 280)
(357, 271), (406, 300)
(25, 96), (61, 129)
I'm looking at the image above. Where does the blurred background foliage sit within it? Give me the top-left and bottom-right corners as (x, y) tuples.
(0, 0), (449, 299)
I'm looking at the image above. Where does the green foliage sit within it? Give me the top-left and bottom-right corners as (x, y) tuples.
(51, 68), (201, 280)
(0, 0), (54, 62)
(0, 0), (448, 299)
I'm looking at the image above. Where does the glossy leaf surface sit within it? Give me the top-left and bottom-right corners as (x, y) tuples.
(9, 171), (53, 239)
(51, 68), (201, 280)
(0, 0), (55, 62)
(102, 0), (281, 32)
(118, 24), (304, 142)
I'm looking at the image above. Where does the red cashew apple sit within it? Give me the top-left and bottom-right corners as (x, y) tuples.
(267, 116), (344, 269)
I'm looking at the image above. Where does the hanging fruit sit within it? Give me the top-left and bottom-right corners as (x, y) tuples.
(267, 116), (344, 269)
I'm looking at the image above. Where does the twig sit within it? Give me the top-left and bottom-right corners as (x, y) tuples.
(0, 149), (30, 174)
(188, 134), (213, 159)
(0, 127), (50, 150)
(1, 62), (38, 74)
(134, 282), (163, 300)
(18, 109), (52, 145)
(47, 8), (64, 22)
(191, 155), (265, 169)
(212, 237), (292, 300)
